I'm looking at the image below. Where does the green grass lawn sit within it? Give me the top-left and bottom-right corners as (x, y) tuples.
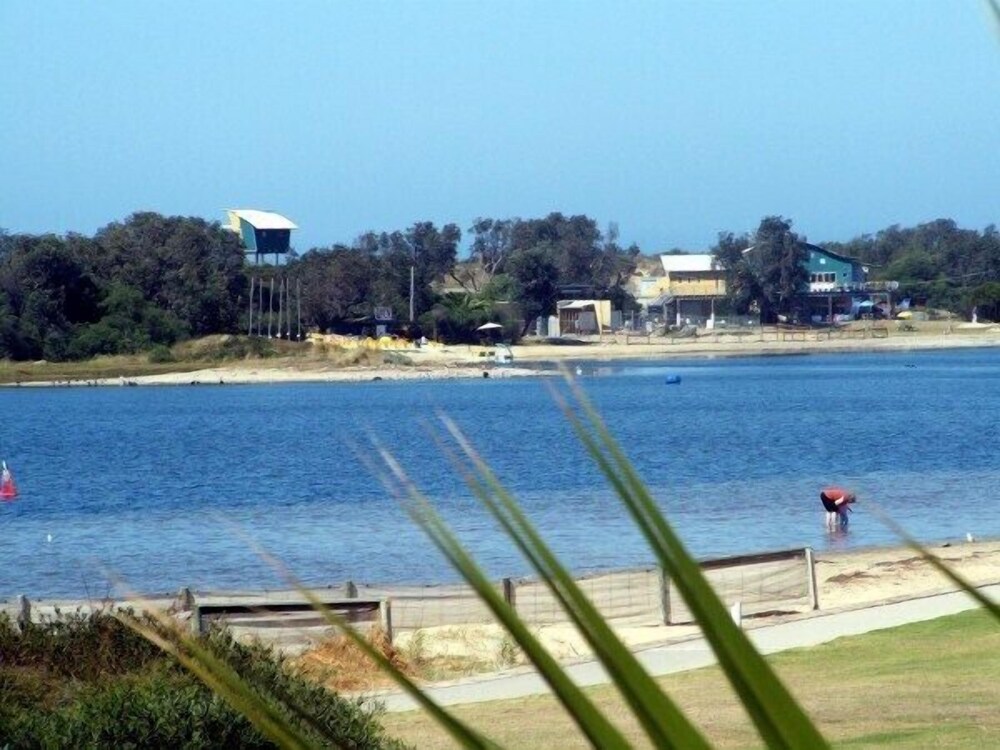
(382, 609), (1000, 749)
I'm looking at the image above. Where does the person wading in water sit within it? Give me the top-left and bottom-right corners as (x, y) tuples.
(820, 486), (856, 530)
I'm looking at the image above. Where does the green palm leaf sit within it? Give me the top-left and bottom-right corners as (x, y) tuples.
(249, 542), (503, 750)
(373, 444), (635, 750)
(436, 415), (712, 750)
(554, 373), (829, 749)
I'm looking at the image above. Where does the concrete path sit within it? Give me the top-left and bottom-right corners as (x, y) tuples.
(376, 583), (999, 712)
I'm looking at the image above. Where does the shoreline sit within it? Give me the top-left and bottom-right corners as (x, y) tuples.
(6, 537), (997, 672)
(7, 536), (993, 604)
(3, 329), (998, 388)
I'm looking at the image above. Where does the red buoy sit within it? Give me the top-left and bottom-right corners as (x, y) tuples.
(1, 462), (18, 500)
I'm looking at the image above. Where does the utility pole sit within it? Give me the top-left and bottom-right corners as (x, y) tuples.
(409, 264), (415, 323)
(268, 277), (274, 338)
(257, 277), (263, 336)
(247, 277), (255, 336)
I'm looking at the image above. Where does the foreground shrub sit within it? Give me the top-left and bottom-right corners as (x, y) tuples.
(0, 612), (406, 749)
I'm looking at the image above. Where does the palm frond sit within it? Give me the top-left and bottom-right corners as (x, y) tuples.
(436, 415), (712, 750)
(373, 444), (635, 750)
(554, 373), (829, 749)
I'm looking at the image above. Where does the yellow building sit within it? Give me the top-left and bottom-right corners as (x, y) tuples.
(656, 254), (728, 327)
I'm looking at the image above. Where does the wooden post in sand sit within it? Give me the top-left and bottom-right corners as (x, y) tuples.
(805, 547), (820, 610)
(658, 568), (672, 625)
(502, 577), (516, 609)
(379, 600), (394, 643)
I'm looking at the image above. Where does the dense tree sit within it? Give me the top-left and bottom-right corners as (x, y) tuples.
(67, 283), (187, 359)
(0, 234), (100, 360)
(968, 281), (1000, 322)
(421, 292), (494, 343)
(459, 217), (515, 292)
(2, 208), (996, 362)
(507, 244), (560, 336)
(511, 212), (604, 287)
(93, 212), (246, 336)
(367, 222), (461, 324)
(712, 217), (807, 322)
(711, 231), (757, 315)
(824, 220), (1000, 313)
(749, 216), (810, 321)
(291, 244), (377, 331)
(471, 213), (639, 331)
(593, 223), (641, 312)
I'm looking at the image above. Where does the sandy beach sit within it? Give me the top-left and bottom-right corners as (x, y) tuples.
(11, 324), (998, 388)
(387, 538), (1000, 668)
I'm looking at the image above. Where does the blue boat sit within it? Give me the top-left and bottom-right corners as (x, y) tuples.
(665, 375), (682, 385)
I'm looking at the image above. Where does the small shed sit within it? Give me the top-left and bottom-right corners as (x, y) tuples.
(226, 209), (298, 264)
(557, 299), (612, 335)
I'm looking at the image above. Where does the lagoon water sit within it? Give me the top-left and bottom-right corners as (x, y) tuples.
(2, 348), (999, 598)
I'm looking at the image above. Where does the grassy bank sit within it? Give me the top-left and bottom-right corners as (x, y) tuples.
(383, 609), (1000, 749)
(0, 335), (412, 385)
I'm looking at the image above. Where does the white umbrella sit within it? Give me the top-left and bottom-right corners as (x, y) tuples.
(476, 322), (503, 331)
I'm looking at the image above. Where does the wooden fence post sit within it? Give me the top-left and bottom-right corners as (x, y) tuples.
(805, 547), (820, 610)
(175, 587), (194, 612)
(191, 604), (203, 635)
(502, 577), (516, 610)
(16, 595), (30, 631)
(379, 599), (393, 644)
(658, 569), (672, 625)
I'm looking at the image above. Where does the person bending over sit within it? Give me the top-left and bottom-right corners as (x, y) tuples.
(820, 486), (856, 530)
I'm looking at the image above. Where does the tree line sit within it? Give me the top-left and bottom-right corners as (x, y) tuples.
(0, 211), (997, 362)
(289, 213), (639, 341)
(0, 211), (638, 361)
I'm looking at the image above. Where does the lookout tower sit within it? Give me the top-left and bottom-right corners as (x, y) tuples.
(225, 209), (297, 265)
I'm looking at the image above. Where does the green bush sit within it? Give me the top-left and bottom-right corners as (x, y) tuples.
(147, 344), (176, 363)
(0, 612), (406, 749)
(0, 610), (163, 681)
(193, 336), (278, 361)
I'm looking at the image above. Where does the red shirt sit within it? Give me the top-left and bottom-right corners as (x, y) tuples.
(821, 486), (850, 502)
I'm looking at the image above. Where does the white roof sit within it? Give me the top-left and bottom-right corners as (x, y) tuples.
(227, 209), (297, 230)
(660, 253), (716, 273)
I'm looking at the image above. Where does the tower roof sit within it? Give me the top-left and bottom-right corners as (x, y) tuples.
(226, 209), (297, 231)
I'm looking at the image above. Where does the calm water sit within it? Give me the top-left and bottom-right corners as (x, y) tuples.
(2, 348), (999, 598)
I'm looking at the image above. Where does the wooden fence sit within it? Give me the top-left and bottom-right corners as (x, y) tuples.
(4, 547), (818, 648)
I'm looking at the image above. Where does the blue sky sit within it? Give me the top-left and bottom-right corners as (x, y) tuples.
(2, 1), (998, 253)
